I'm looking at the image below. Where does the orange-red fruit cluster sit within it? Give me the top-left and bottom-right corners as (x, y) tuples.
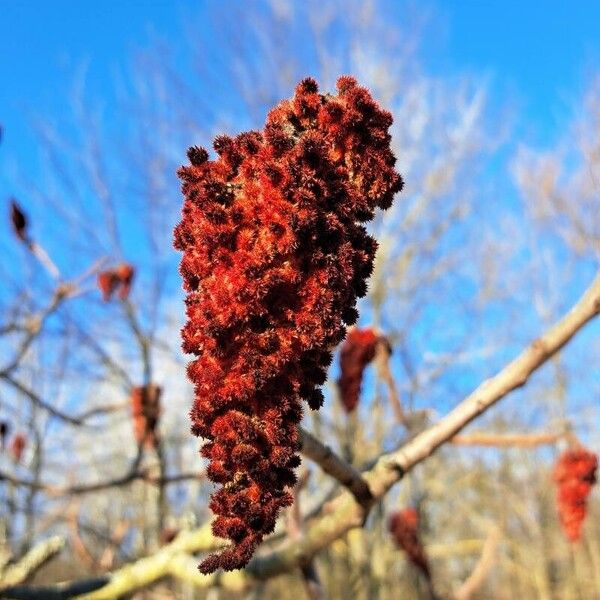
(174, 76), (402, 573)
(388, 508), (430, 578)
(97, 263), (135, 301)
(553, 448), (598, 542)
(130, 384), (162, 448)
(337, 327), (383, 413)
(9, 433), (27, 463)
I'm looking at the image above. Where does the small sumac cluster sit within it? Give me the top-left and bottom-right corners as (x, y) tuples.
(337, 326), (386, 413)
(0, 423), (28, 462)
(553, 447), (598, 542)
(97, 264), (135, 301)
(9, 433), (27, 463)
(130, 384), (162, 449)
(388, 508), (430, 578)
(175, 76), (402, 572)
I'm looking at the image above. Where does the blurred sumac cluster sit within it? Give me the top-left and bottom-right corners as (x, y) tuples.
(337, 327), (390, 413)
(130, 384), (162, 449)
(388, 507), (430, 579)
(97, 264), (135, 301)
(553, 448), (598, 542)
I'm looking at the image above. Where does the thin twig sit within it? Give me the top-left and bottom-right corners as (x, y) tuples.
(455, 527), (501, 600)
(450, 432), (560, 448)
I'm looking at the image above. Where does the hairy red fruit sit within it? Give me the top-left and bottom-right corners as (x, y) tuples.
(97, 270), (120, 301)
(10, 433), (27, 463)
(553, 447), (598, 542)
(97, 263), (135, 301)
(116, 263), (135, 299)
(337, 327), (386, 412)
(388, 508), (430, 578)
(130, 384), (162, 448)
(175, 76), (402, 573)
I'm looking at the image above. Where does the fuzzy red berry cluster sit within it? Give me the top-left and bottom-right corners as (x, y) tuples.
(337, 326), (383, 413)
(388, 508), (430, 578)
(130, 384), (162, 449)
(9, 432), (27, 463)
(553, 448), (598, 542)
(97, 264), (135, 301)
(174, 76), (402, 573)
(0, 421), (27, 462)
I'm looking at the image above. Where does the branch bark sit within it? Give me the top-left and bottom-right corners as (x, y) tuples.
(299, 428), (373, 508)
(455, 527), (500, 600)
(450, 431), (560, 448)
(0, 537), (65, 591)
(0, 468), (204, 496)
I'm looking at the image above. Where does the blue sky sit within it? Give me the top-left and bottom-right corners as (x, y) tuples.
(428, 2), (600, 141)
(0, 0), (190, 190)
(1, 0), (599, 195)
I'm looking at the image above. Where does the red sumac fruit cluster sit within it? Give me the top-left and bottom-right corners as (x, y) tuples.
(388, 508), (430, 578)
(97, 263), (135, 301)
(553, 447), (598, 542)
(337, 327), (384, 413)
(175, 76), (402, 572)
(130, 384), (162, 449)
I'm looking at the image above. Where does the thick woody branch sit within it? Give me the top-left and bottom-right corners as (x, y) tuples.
(373, 271), (600, 493)
(299, 428), (373, 508)
(0, 537), (65, 591)
(1, 578), (110, 600)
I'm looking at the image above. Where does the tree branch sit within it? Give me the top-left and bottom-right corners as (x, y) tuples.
(375, 338), (407, 426)
(0, 468), (204, 496)
(455, 527), (500, 600)
(299, 428), (373, 508)
(0, 374), (122, 427)
(0, 537), (65, 591)
(450, 431), (560, 448)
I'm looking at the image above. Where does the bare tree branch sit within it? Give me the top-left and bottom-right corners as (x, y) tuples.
(451, 431), (561, 447)
(0, 537), (65, 591)
(0, 468), (204, 496)
(299, 428), (373, 508)
(455, 527), (501, 600)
